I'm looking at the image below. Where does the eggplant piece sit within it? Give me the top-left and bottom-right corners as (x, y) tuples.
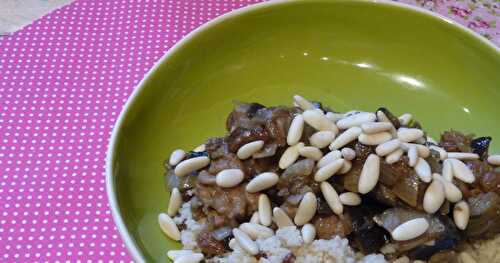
(369, 184), (399, 207)
(316, 196), (334, 216)
(391, 168), (427, 209)
(428, 250), (458, 263)
(426, 151), (442, 174)
(379, 159), (410, 187)
(354, 142), (374, 162)
(466, 192), (500, 238)
(470, 136), (492, 160)
(205, 137), (229, 159)
(478, 167), (500, 193)
(347, 205), (389, 254)
(464, 160), (497, 192)
(226, 102), (265, 132)
(261, 107), (295, 147)
(227, 127), (268, 152)
(277, 159), (317, 196)
(208, 153), (245, 175)
(252, 143), (277, 159)
(406, 216), (460, 260)
(440, 130), (473, 153)
(374, 208), (460, 259)
(313, 214), (353, 239)
(341, 160), (363, 192)
(165, 168), (197, 193)
(376, 107), (401, 129)
(196, 230), (227, 256)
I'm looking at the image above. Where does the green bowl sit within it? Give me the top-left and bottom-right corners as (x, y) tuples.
(106, 0), (500, 261)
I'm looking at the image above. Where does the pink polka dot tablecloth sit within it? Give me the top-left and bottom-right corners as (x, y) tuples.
(0, 0), (498, 261)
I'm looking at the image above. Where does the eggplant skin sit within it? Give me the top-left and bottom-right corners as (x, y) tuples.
(470, 136), (492, 160)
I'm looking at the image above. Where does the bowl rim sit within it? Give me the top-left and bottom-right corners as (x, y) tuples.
(105, 0), (500, 261)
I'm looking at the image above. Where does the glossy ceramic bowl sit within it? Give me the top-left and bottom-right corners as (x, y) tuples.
(106, 0), (500, 261)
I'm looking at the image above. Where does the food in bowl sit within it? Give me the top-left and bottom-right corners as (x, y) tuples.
(159, 95), (500, 263)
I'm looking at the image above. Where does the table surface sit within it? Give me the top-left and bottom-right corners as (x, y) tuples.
(0, 0), (499, 262)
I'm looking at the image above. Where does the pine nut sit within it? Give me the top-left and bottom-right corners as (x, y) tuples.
(314, 159), (344, 182)
(169, 149), (186, 166)
(320, 182), (343, 215)
(433, 173), (462, 203)
(175, 253), (204, 263)
(393, 256), (410, 263)
(303, 109), (339, 134)
(429, 145), (447, 160)
(459, 252), (478, 263)
(391, 218), (429, 241)
(258, 194), (272, 226)
(415, 158), (431, 183)
(232, 228), (259, 255)
(279, 143), (304, 169)
(339, 192), (362, 206)
(193, 144), (206, 152)
(423, 179), (445, 214)
(375, 139), (401, 156)
(167, 250), (195, 260)
(174, 253), (204, 263)
(341, 147), (356, 161)
(453, 201), (470, 230)
(158, 213), (181, 241)
(287, 115), (304, 146)
(294, 192), (317, 226)
(447, 152), (480, 160)
(174, 156), (210, 177)
(408, 145), (418, 167)
(398, 113), (412, 126)
(293, 95), (315, 110)
(239, 223), (274, 240)
(309, 131), (335, 149)
(401, 143), (430, 158)
(450, 159), (475, 183)
(299, 146), (323, 161)
(301, 223), (316, 244)
(325, 112), (344, 122)
(317, 150), (342, 168)
(216, 169), (244, 188)
(442, 159), (453, 182)
(358, 132), (392, 146)
(361, 122), (393, 134)
(329, 126), (362, 150)
(386, 149), (404, 164)
(228, 238), (237, 250)
(250, 212), (260, 224)
(237, 140), (265, 160)
(167, 188), (182, 217)
(273, 207), (295, 228)
(339, 160), (352, 174)
(397, 128), (424, 142)
(487, 155), (500, 165)
(246, 172), (279, 193)
(358, 154), (380, 194)
(337, 112), (376, 129)
(376, 110), (391, 123)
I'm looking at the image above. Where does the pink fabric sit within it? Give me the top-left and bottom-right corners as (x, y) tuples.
(0, 0), (498, 261)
